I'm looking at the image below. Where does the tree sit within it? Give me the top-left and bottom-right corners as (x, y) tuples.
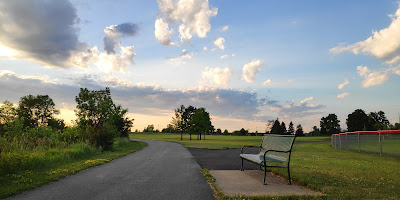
(188, 108), (211, 140)
(0, 101), (17, 124)
(281, 122), (287, 135)
(216, 128), (222, 135)
(239, 128), (248, 136)
(287, 121), (294, 135)
(310, 126), (320, 136)
(320, 113), (341, 135)
(295, 124), (304, 136)
(143, 124), (155, 132)
(270, 119), (282, 134)
(17, 95), (59, 128)
(223, 129), (229, 135)
(368, 111), (390, 130)
(172, 105), (196, 140)
(75, 87), (133, 150)
(346, 109), (371, 131)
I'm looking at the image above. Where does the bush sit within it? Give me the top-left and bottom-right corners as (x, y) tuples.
(85, 122), (117, 151)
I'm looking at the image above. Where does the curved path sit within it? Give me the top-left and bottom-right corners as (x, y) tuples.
(10, 140), (215, 200)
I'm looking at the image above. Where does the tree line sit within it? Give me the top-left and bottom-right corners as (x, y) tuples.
(268, 119), (304, 136)
(310, 109), (399, 136)
(0, 87), (133, 150)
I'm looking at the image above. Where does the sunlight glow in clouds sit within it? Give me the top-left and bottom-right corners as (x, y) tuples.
(202, 67), (233, 86)
(337, 79), (349, 89)
(155, 0), (218, 44)
(213, 37), (225, 50)
(337, 92), (350, 99)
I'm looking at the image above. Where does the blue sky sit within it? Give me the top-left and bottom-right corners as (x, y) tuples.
(0, 0), (399, 132)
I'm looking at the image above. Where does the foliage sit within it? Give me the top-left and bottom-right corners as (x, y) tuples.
(320, 113), (341, 135)
(288, 121), (294, 135)
(223, 129), (229, 135)
(368, 111), (390, 130)
(270, 119), (282, 134)
(188, 107), (211, 138)
(162, 124), (177, 133)
(17, 95), (60, 128)
(0, 101), (17, 124)
(143, 124), (155, 132)
(346, 109), (371, 131)
(280, 121), (287, 134)
(216, 128), (222, 135)
(75, 87), (133, 149)
(295, 124), (304, 136)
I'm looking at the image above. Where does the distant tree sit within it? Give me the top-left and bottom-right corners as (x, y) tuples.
(162, 124), (176, 133)
(223, 129), (229, 135)
(368, 111), (390, 130)
(143, 124), (155, 133)
(17, 95), (59, 128)
(172, 105), (196, 140)
(347, 109), (371, 131)
(310, 126), (320, 136)
(216, 128), (222, 135)
(270, 119), (282, 134)
(295, 124), (304, 136)
(287, 121), (294, 135)
(188, 108), (211, 140)
(239, 128), (248, 136)
(320, 113), (341, 135)
(281, 122), (287, 135)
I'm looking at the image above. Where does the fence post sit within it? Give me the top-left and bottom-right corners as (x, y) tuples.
(358, 133), (360, 152)
(379, 132), (382, 156)
(339, 134), (342, 149)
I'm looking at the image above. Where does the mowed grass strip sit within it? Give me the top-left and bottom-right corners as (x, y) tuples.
(130, 132), (329, 149)
(0, 139), (147, 199)
(131, 133), (400, 199)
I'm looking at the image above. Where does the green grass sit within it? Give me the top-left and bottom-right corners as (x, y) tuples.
(0, 139), (147, 199)
(131, 133), (400, 199)
(130, 132), (330, 149)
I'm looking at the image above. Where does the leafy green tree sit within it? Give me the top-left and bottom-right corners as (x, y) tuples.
(162, 124), (176, 133)
(188, 107), (211, 140)
(239, 128), (248, 136)
(368, 111), (390, 130)
(17, 95), (59, 128)
(143, 124), (155, 132)
(0, 101), (17, 124)
(223, 129), (229, 135)
(295, 124), (304, 136)
(172, 105), (196, 140)
(287, 121), (294, 135)
(320, 113), (341, 135)
(310, 126), (320, 136)
(75, 87), (132, 150)
(216, 128), (222, 135)
(346, 109), (371, 131)
(270, 119), (282, 134)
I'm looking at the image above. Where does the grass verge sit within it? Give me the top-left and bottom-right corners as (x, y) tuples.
(0, 139), (147, 199)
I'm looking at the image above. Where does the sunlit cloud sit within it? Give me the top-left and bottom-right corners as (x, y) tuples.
(201, 67), (233, 86)
(337, 92), (350, 99)
(213, 37), (225, 50)
(242, 59), (264, 82)
(220, 54), (229, 59)
(357, 65), (390, 88)
(167, 49), (193, 64)
(220, 25), (229, 31)
(337, 79), (349, 89)
(263, 79), (272, 86)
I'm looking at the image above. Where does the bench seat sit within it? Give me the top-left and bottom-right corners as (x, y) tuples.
(240, 153), (287, 164)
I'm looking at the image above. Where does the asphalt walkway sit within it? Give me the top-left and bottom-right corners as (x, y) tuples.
(9, 139), (215, 200)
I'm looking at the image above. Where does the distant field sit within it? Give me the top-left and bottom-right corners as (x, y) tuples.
(130, 133), (400, 199)
(130, 132), (330, 149)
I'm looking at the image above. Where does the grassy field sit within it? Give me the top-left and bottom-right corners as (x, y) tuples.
(131, 133), (400, 199)
(131, 132), (330, 149)
(0, 139), (147, 199)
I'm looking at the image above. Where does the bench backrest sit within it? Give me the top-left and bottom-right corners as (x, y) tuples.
(260, 134), (296, 158)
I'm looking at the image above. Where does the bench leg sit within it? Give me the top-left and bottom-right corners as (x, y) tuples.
(241, 158), (244, 171)
(263, 163), (267, 185)
(287, 165), (292, 185)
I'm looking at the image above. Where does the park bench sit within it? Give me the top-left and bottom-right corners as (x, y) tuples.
(240, 134), (296, 185)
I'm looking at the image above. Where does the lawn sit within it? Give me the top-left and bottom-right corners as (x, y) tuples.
(131, 133), (400, 199)
(0, 139), (147, 199)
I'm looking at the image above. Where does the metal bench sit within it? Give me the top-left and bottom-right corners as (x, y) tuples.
(240, 134), (296, 185)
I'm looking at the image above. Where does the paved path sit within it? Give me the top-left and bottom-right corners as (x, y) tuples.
(10, 140), (215, 200)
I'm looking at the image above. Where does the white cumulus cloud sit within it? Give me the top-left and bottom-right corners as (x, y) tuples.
(300, 96), (314, 104)
(202, 67), (233, 86)
(263, 79), (272, 86)
(337, 92), (350, 99)
(242, 59), (264, 82)
(213, 37), (225, 50)
(155, 18), (175, 46)
(338, 79), (349, 89)
(155, 0), (218, 44)
(357, 65), (391, 88)
(220, 54), (229, 59)
(221, 25), (229, 31)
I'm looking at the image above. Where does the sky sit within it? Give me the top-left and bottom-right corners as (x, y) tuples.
(0, 0), (400, 132)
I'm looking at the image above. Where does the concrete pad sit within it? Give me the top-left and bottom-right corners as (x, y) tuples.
(210, 170), (321, 196)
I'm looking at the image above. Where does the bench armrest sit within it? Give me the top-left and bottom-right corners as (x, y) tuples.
(262, 149), (291, 162)
(241, 145), (261, 154)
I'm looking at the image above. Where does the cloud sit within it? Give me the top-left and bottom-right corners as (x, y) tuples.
(155, 18), (175, 46)
(330, 5), (400, 86)
(337, 92), (350, 99)
(0, 70), (262, 121)
(220, 25), (229, 31)
(155, 0), (218, 44)
(103, 23), (139, 54)
(263, 79), (272, 86)
(357, 65), (391, 88)
(220, 54), (229, 59)
(269, 100), (325, 119)
(300, 96), (314, 104)
(201, 67), (233, 86)
(203, 46), (207, 51)
(338, 79), (349, 89)
(242, 59), (264, 82)
(167, 49), (193, 64)
(0, 0), (136, 73)
(213, 37), (225, 50)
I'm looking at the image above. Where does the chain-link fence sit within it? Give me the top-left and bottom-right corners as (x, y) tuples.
(331, 130), (400, 157)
